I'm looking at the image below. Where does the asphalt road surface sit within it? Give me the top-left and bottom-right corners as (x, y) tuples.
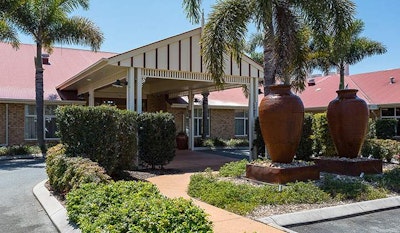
(289, 207), (400, 233)
(0, 158), (56, 233)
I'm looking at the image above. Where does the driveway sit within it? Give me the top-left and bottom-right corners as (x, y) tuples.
(289, 207), (400, 233)
(0, 158), (56, 233)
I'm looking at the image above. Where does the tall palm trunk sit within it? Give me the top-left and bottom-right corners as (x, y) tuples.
(338, 61), (345, 90)
(35, 42), (45, 153)
(263, 26), (276, 95)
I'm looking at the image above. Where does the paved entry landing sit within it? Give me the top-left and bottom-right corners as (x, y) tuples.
(164, 150), (244, 172)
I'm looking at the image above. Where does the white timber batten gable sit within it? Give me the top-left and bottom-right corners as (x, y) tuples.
(106, 27), (263, 96)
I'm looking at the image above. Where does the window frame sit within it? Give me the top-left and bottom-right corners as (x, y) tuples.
(234, 110), (249, 137)
(24, 104), (60, 140)
(193, 108), (210, 137)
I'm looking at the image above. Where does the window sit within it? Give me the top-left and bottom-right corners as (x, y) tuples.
(380, 107), (400, 136)
(194, 109), (210, 137)
(25, 105), (37, 139)
(381, 108), (395, 117)
(25, 105), (59, 140)
(235, 110), (248, 136)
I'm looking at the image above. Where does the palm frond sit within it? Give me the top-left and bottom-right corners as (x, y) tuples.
(60, 0), (90, 13)
(53, 16), (103, 51)
(0, 19), (19, 47)
(201, 0), (253, 88)
(182, 0), (202, 24)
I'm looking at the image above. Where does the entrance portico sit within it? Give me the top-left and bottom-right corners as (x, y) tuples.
(57, 28), (263, 152)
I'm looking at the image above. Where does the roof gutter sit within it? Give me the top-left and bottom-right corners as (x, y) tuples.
(0, 98), (85, 105)
(56, 58), (109, 90)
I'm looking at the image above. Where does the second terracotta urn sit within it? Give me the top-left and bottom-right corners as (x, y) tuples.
(327, 89), (369, 158)
(259, 85), (304, 163)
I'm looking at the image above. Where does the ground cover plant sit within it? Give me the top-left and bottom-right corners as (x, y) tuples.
(66, 181), (213, 233)
(188, 160), (399, 216)
(0, 145), (41, 156)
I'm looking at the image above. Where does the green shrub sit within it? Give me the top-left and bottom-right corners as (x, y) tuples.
(138, 112), (176, 169)
(367, 118), (377, 139)
(188, 171), (330, 215)
(296, 113), (314, 160)
(311, 113), (336, 156)
(376, 119), (397, 139)
(0, 145), (41, 156)
(67, 181), (212, 233)
(319, 174), (386, 201)
(46, 144), (111, 194)
(218, 159), (248, 177)
(361, 139), (400, 162)
(56, 105), (138, 175)
(253, 117), (265, 157)
(202, 137), (226, 148)
(365, 167), (400, 193)
(225, 138), (249, 147)
(188, 172), (262, 215)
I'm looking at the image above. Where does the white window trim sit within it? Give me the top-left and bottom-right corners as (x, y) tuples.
(194, 108), (210, 137)
(235, 110), (249, 137)
(24, 105), (60, 140)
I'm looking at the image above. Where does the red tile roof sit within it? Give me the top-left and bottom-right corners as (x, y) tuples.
(297, 69), (400, 109)
(0, 42), (116, 101)
(1, 42), (399, 109)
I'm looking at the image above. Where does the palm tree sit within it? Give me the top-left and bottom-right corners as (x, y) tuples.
(244, 32), (264, 65)
(1, 0), (103, 152)
(311, 19), (387, 89)
(183, 0), (355, 94)
(0, 0), (20, 46)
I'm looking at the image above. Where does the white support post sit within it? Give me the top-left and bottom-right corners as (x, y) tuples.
(136, 68), (143, 114)
(188, 90), (195, 150)
(248, 78), (255, 161)
(127, 68), (135, 111)
(88, 89), (95, 106)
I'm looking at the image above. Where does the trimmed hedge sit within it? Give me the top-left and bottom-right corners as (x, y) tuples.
(361, 139), (400, 162)
(376, 119), (398, 139)
(66, 181), (213, 233)
(296, 113), (314, 160)
(138, 112), (176, 168)
(56, 105), (138, 175)
(46, 144), (111, 194)
(311, 113), (336, 156)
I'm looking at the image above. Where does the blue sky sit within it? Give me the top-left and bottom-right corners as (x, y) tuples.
(18, 0), (400, 75)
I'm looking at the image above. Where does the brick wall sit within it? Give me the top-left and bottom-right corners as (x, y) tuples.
(167, 106), (187, 134)
(8, 104), (25, 145)
(210, 109), (235, 139)
(0, 104), (5, 144)
(147, 95), (167, 112)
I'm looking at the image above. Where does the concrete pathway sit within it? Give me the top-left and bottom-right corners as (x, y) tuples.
(0, 158), (56, 233)
(147, 173), (289, 233)
(146, 150), (290, 233)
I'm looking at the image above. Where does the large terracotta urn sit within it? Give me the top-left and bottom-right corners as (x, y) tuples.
(258, 85), (304, 163)
(327, 89), (369, 158)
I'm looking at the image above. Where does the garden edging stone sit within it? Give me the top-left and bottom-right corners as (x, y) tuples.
(257, 196), (400, 227)
(33, 179), (81, 233)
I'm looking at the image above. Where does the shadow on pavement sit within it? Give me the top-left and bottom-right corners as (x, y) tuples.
(0, 158), (46, 171)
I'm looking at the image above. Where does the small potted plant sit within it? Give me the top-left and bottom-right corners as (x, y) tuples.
(176, 131), (188, 150)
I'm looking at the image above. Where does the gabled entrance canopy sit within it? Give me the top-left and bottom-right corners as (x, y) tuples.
(57, 28), (264, 151)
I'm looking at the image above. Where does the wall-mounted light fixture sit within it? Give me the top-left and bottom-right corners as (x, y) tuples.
(112, 79), (128, 88)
